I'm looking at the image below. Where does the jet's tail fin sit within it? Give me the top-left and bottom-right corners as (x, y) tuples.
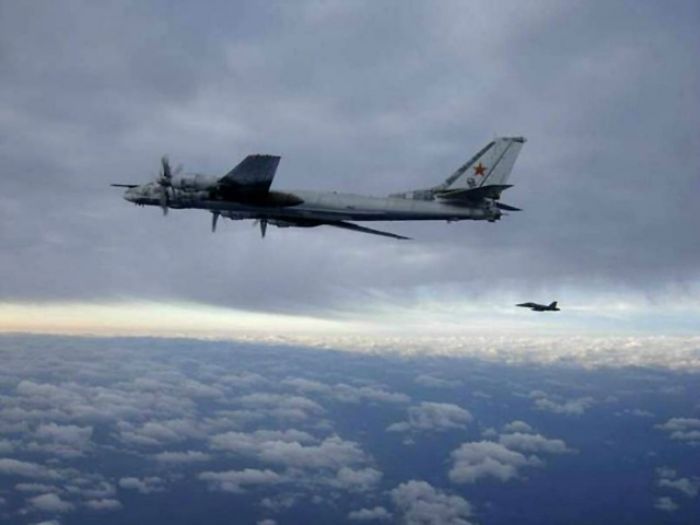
(437, 137), (526, 192)
(548, 301), (558, 309)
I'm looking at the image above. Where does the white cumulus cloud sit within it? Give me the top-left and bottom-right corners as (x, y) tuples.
(502, 420), (534, 433)
(391, 480), (474, 525)
(387, 402), (472, 433)
(348, 506), (392, 521)
(333, 467), (382, 492)
(656, 417), (700, 445)
(0, 458), (59, 479)
(530, 391), (594, 415)
(153, 450), (211, 464)
(498, 432), (573, 454)
(449, 441), (539, 484)
(199, 468), (283, 493)
(84, 498), (123, 511)
(28, 493), (74, 513)
(118, 476), (165, 494)
(654, 496), (678, 512)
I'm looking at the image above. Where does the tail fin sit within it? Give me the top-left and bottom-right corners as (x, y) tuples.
(548, 301), (558, 309)
(436, 137), (526, 192)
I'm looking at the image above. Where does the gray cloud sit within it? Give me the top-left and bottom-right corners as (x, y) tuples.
(449, 441), (538, 484)
(153, 450), (211, 464)
(658, 477), (699, 498)
(654, 496), (678, 512)
(333, 467), (382, 492)
(530, 391), (595, 415)
(390, 480), (474, 525)
(348, 506), (392, 521)
(83, 498), (123, 511)
(414, 374), (461, 389)
(498, 432), (573, 455)
(0, 459), (59, 480)
(252, 435), (368, 470)
(656, 466), (700, 498)
(387, 402), (472, 433)
(283, 378), (409, 404)
(0, 1), (698, 321)
(199, 468), (283, 493)
(502, 420), (534, 434)
(656, 417), (700, 445)
(27, 493), (74, 514)
(117, 476), (165, 494)
(15, 484), (59, 494)
(449, 423), (575, 484)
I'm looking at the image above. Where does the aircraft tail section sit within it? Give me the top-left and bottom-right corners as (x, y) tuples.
(548, 301), (558, 309)
(438, 137), (525, 192)
(389, 136), (525, 201)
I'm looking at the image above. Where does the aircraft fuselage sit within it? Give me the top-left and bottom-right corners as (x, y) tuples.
(125, 182), (501, 222)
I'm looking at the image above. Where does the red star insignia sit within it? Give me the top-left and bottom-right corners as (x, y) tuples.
(474, 163), (486, 176)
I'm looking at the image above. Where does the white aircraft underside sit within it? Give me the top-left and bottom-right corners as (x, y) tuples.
(115, 137), (525, 239)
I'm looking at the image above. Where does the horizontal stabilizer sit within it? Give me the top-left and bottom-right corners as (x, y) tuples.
(437, 184), (512, 201)
(496, 202), (522, 212)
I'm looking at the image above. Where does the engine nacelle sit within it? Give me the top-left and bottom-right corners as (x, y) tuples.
(269, 219), (319, 229)
(221, 211), (253, 220)
(176, 174), (218, 190)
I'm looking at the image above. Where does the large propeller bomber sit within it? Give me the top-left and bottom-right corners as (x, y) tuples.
(112, 137), (526, 241)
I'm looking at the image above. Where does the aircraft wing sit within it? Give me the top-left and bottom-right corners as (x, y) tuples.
(218, 155), (281, 195)
(323, 221), (411, 240)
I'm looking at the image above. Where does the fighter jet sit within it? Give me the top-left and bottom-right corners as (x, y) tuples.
(517, 301), (561, 312)
(112, 137), (525, 240)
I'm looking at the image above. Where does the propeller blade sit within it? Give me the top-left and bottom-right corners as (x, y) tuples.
(212, 212), (219, 233)
(260, 219), (267, 238)
(161, 156), (172, 182)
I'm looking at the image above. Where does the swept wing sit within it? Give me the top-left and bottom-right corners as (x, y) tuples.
(322, 220), (410, 240)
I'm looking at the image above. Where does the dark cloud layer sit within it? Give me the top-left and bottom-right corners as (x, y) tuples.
(1, 0), (698, 315)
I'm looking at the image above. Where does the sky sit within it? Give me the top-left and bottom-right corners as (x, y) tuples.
(0, 0), (699, 337)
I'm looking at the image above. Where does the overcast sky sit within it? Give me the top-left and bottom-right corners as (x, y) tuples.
(0, 0), (698, 335)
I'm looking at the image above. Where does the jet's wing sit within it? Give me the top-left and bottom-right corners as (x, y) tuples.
(323, 221), (411, 240)
(218, 155), (281, 195)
